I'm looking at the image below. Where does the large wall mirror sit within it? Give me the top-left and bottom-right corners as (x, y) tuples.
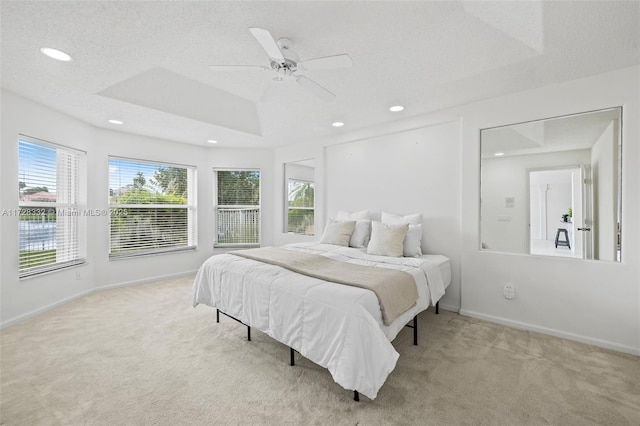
(480, 107), (622, 261)
(284, 159), (315, 235)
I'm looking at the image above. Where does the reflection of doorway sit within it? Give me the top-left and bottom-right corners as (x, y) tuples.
(529, 167), (586, 258)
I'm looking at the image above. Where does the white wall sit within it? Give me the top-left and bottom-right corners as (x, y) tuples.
(1, 91), (95, 325)
(460, 66), (639, 355)
(323, 123), (461, 311)
(0, 90), (274, 326)
(274, 116), (463, 312)
(274, 66), (639, 355)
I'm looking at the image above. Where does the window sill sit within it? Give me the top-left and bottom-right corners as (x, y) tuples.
(19, 259), (87, 280)
(109, 246), (196, 260)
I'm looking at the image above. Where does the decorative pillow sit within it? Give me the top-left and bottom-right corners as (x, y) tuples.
(381, 212), (424, 256)
(366, 221), (409, 257)
(381, 211), (423, 226)
(320, 218), (356, 247)
(337, 210), (371, 220)
(336, 210), (372, 248)
(403, 224), (423, 257)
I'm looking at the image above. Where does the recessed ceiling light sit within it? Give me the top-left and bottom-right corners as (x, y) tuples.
(40, 47), (72, 62)
(389, 105), (405, 112)
(207, 139), (218, 144)
(108, 119), (124, 125)
(494, 152), (505, 156)
(332, 122), (344, 127)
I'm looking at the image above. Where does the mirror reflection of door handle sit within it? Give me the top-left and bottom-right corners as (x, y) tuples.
(577, 227), (591, 231)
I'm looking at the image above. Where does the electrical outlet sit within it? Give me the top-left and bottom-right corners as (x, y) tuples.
(503, 284), (515, 300)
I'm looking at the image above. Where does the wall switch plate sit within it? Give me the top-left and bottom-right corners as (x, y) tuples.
(503, 284), (515, 300)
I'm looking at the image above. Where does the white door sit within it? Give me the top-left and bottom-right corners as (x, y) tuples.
(579, 165), (594, 259)
(571, 168), (584, 258)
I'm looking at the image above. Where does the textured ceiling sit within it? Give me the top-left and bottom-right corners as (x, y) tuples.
(1, 1), (639, 148)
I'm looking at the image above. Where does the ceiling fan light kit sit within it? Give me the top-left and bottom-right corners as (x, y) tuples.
(210, 27), (352, 102)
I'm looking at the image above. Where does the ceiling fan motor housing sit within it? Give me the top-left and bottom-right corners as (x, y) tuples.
(272, 36), (300, 72)
(271, 57), (298, 74)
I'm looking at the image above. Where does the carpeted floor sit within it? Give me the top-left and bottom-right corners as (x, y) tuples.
(1, 274), (639, 425)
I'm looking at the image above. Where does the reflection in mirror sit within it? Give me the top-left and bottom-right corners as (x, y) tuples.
(480, 107), (621, 261)
(284, 159), (315, 235)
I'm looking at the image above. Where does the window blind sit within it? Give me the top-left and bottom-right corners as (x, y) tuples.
(109, 157), (196, 257)
(214, 169), (260, 246)
(18, 137), (87, 277)
(287, 179), (315, 235)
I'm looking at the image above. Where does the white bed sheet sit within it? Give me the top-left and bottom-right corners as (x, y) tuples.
(192, 242), (451, 400)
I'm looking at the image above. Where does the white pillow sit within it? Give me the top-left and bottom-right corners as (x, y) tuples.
(403, 224), (423, 257)
(320, 218), (356, 247)
(381, 211), (423, 226)
(336, 210), (372, 247)
(381, 212), (424, 256)
(366, 221), (409, 257)
(337, 210), (371, 220)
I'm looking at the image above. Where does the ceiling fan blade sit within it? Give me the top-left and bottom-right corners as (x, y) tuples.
(209, 65), (269, 71)
(260, 79), (282, 102)
(298, 54), (353, 70)
(296, 76), (335, 102)
(249, 27), (285, 62)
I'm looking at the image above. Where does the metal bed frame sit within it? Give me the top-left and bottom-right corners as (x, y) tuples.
(216, 301), (439, 402)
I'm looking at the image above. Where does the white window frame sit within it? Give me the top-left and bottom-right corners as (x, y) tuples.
(214, 168), (261, 247)
(18, 135), (87, 278)
(108, 156), (197, 258)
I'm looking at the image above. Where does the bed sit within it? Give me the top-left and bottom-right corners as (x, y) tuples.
(192, 241), (451, 400)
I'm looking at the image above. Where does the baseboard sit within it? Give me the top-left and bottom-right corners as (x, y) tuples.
(459, 309), (640, 356)
(435, 302), (459, 313)
(1, 270), (198, 330)
(93, 270), (198, 293)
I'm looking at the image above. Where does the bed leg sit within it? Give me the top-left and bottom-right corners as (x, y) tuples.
(354, 391), (360, 402)
(436, 301), (439, 314)
(216, 309), (220, 323)
(290, 348), (295, 366)
(247, 326), (251, 341)
(413, 315), (418, 346)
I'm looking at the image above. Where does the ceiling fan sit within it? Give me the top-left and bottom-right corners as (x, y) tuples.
(209, 28), (352, 102)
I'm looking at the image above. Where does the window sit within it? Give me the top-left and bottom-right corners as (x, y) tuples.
(109, 157), (196, 257)
(287, 179), (315, 235)
(18, 137), (87, 277)
(214, 169), (260, 247)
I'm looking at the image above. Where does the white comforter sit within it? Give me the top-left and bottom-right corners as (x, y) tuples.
(192, 242), (450, 399)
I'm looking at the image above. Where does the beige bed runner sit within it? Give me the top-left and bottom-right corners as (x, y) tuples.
(230, 247), (417, 326)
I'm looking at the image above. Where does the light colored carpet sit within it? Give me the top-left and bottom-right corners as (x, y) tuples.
(1, 275), (639, 425)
